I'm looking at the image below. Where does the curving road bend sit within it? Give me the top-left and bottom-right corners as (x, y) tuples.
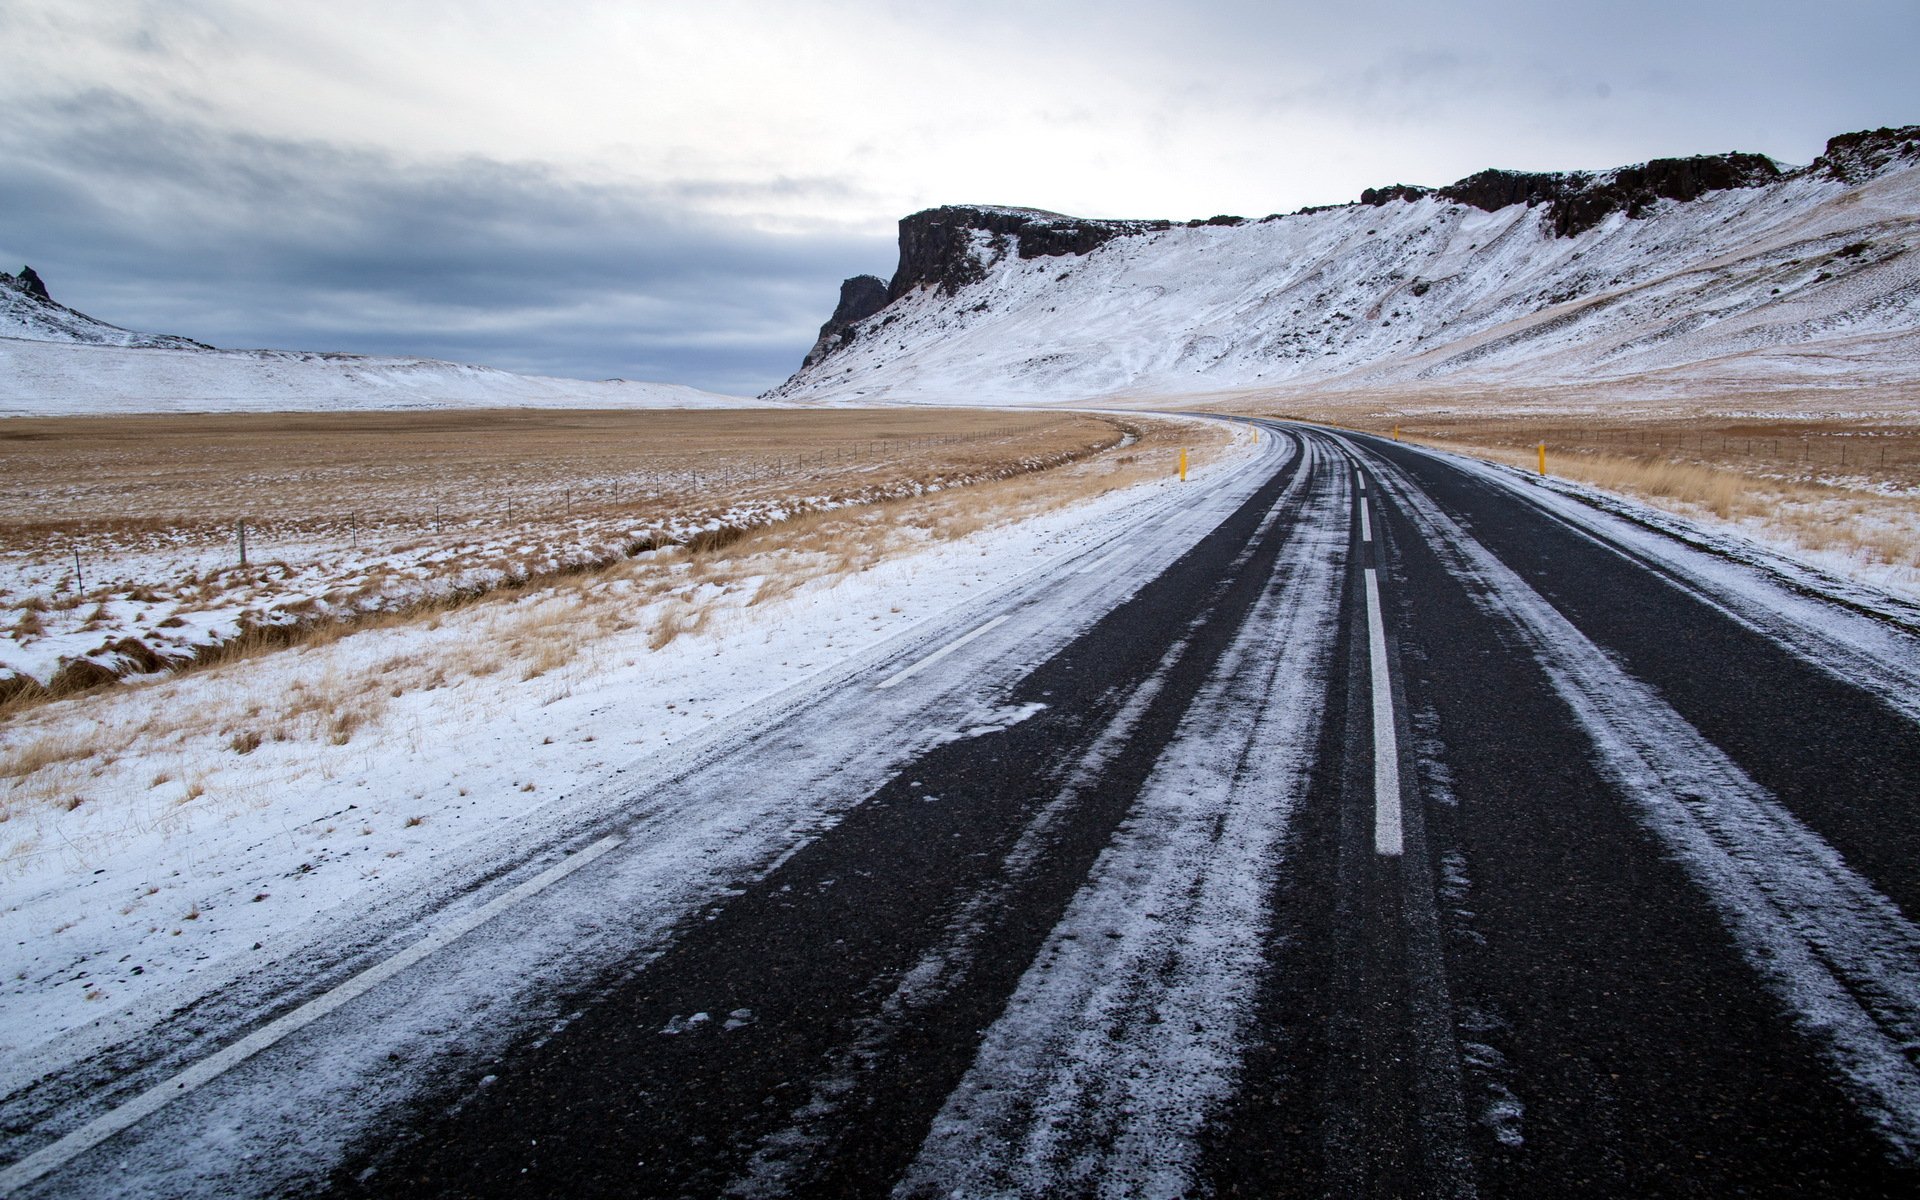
(6, 421), (1920, 1198)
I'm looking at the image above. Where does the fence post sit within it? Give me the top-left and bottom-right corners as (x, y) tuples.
(238, 519), (248, 568)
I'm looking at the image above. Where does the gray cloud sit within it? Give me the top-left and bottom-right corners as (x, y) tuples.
(0, 90), (895, 394)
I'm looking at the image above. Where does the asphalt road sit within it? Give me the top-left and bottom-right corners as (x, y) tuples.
(9, 421), (1920, 1198)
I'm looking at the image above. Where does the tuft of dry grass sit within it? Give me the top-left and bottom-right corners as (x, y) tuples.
(1, 732), (88, 781)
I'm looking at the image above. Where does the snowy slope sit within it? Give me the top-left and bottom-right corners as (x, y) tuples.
(0, 268), (750, 413)
(772, 129), (1920, 406)
(0, 268), (207, 350)
(0, 339), (748, 414)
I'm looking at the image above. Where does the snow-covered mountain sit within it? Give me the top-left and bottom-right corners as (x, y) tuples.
(1, 266), (210, 350)
(0, 267), (749, 414)
(771, 126), (1920, 406)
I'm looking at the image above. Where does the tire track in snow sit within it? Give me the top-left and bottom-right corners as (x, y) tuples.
(1374, 456), (1920, 1156)
(890, 441), (1346, 1198)
(729, 432), (1324, 1198)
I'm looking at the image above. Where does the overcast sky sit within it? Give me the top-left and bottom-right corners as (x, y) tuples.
(2, 1), (1914, 395)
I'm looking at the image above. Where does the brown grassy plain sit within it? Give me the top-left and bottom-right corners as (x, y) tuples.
(0, 407), (1119, 541)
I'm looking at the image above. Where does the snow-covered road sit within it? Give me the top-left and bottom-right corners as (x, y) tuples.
(6, 421), (1920, 1198)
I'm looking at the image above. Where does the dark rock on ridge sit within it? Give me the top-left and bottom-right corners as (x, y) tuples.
(1426, 152), (1781, 235)
(1435, 169), (1572, 214)
(15, 265), (51, 301)
(1813, 125), (1920, 182)
(1552, 153), (1782, 235)
(887, 205), (1171, 300)
(794, 208), (1174, 373)
(1360, 184), (1432, 206)
(802, 274), (890, 369)
(2, 264), (214, 350)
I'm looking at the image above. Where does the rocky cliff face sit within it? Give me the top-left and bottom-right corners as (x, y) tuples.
(11, 265), (51, 302)
(800, 207), (1174, 375)
(802, 274), (891, 369)
(886, 206), (1172, 300)
(1398, 152), (1784, 236)
(1548, 153), (1782, 234)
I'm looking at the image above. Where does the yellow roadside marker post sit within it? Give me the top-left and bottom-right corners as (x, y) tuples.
(1179, 448), (1189, 482)
(1393, 424), (1400, 441)
(1538, 443), (1547, 476)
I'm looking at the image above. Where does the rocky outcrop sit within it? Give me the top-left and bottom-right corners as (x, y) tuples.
(1435, 169), (1573, 214)
(887, 206), (1170, 300)
(14, 265), (51, 301)
(1360, 184), (1432, 207)
(1813, 125), (1920, 182)
(1426, 152), (1781, 236)
(793, 206), (1176, 372)
(802, 274), (891, 369)
(1552, 153), (1781, 235)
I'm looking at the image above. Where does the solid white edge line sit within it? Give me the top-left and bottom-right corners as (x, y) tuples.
(1360, 496), (1372, 543)
(874, 615), (1011, 690)
(1364, 569), (1404, 857)
(0, 835), (625, 1194)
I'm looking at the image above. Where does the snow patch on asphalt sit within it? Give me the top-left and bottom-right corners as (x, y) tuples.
(929, 701), (1049, 745)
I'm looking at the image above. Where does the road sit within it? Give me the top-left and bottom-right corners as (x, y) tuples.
(6, 420), (1920, 1198)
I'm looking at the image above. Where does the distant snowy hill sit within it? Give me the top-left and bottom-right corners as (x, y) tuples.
(0, 267), (750, 414)
(1, 266), (209, 350)
(771, 126), (1920, 406)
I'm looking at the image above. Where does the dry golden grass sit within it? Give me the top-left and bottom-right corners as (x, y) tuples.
(0, 730), (88, 782)
(0, 407), (1116, 539)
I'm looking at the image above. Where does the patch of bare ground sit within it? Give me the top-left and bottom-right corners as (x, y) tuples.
(1254, 390), (1920, 595)
(0, 407), (1227, 714)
